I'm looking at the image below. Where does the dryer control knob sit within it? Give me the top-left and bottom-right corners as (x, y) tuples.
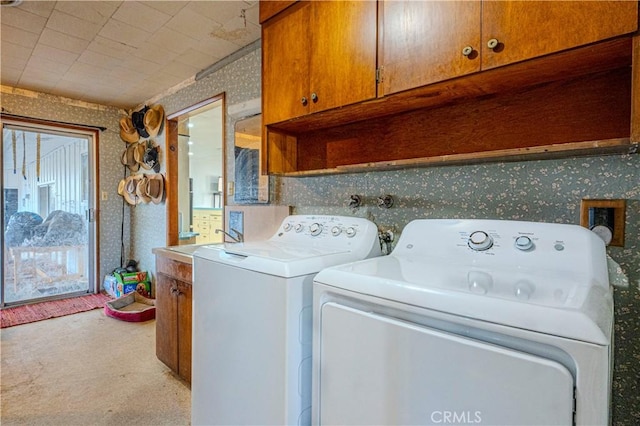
(468, 231), (493, 251)
(294, 223), (304, 233)
(310, 223), (323, 236)
(283, 223), (292, 232)
(514, 236), (534, 251)
(331, 226), (342, 236)
(345, 227), (357, 238)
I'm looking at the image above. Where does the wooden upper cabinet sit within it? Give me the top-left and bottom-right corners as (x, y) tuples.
(262, 4), (310, 125)
(379, 0), (638, 96)
(481, 1), (639, 70)
(379, 1), (482, 96)
(308, 1), (378, 114)
(262, 1), (377, 125)
(259, 0), (297, 23)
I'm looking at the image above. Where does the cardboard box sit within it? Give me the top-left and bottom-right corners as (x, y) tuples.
(104, 271), (152, 299)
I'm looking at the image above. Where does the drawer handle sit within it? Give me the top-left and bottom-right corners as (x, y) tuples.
(462, 46), (474, 57)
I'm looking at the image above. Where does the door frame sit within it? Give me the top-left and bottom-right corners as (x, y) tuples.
(0, 114), (100, 307)
(165, 94), (226, 247)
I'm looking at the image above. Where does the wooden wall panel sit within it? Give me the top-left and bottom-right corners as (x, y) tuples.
(295, 68), (631, 170)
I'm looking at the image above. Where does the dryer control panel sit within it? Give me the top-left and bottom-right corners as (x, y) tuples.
(392, 219), (610, 306)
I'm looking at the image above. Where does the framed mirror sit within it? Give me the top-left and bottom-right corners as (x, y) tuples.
(233, 114), (268, 204)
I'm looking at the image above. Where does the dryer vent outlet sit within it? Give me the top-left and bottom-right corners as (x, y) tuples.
(580, 199), (626, 246)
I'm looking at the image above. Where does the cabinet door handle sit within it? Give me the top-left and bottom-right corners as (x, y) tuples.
(301, 96), (308, 106)
(462, 46), (474, 57)
(171, 287), (179, 294)
(487, 38), (500, 50)
(311, 92), (318, 103)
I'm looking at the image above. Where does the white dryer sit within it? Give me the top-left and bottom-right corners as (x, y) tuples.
(313, 219), (613, 426)
(191, 215), (381, 426)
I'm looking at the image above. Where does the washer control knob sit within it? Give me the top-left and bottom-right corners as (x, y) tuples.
(514, 236), (534, 251)
(468, 231), (493, 251)
(309, 223), (323, 236)
(283, 223), (292, 232)
(331, 226), (342, 236)
(345, 227), (357, 238)
(514, 281), (535, 300)
(294, 223), (304, 233)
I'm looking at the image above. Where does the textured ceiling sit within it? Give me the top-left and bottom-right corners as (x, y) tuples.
(0, 1), (260, 110)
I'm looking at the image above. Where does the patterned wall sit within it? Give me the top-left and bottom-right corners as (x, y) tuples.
(1, 89), (129, 291)
(131, 48), (262, 272)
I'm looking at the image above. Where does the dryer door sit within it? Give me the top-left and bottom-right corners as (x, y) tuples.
(318, 303), (574, 426)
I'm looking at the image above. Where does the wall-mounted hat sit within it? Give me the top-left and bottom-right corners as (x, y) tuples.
(134, 140), (160, 173)
(118, 174), (143, 205)
(132, 106), (150, 139)
(135, 175), (151, 203)
(145, 174), (165, 204)
(119, 116), (139, 143)
(121, 143), (144, 172)
(144, 104), (165, 138)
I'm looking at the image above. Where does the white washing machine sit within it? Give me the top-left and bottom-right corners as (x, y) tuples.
(191, 215), (381, 426)
(313, 219), (613, 426)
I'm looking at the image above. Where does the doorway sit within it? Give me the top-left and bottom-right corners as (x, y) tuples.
(165, 95), (225, 247)
(1, 119), (98, 307)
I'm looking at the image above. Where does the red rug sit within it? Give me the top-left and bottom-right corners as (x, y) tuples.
(1, 293), (113, 328)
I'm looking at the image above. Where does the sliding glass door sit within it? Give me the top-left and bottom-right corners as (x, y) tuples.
(1, 120), (96, 306)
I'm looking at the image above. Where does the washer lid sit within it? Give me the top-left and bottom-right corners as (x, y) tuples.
(194, 241), (353, 278)
(314, 255), (613, 345)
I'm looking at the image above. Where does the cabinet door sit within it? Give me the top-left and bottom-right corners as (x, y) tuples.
(156, 273), (179, 373)
(177, 280), (192, 383)
(262, 3), (310, 124)
(379, 1), (481, 96)
(309, 1), (377, 112)
(482, 1), (638, 70)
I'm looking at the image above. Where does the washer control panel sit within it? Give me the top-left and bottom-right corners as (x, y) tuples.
(272, 215), (379, 255)
(278, 216), (361, 240)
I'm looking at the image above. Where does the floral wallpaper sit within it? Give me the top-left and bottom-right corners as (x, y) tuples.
(130, 47), (262, 274)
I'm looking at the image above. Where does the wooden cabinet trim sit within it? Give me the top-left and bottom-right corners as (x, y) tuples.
(259, 0), (297, 24)
(156, 255), (192, 283)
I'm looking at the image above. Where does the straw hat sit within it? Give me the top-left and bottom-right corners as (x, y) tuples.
(135, 175), (151, 203)
(134, 140), (160, 172)
(121, 143), (144, 172)
(145, 174), (165, 204)
(144, 104), (165, 137)
(118, 175), (143, 205)
(119, 116), (139, 143)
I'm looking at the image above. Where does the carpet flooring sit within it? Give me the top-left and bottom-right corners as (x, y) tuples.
(0, 308), (191, 425)
(1, 293), (112, 328)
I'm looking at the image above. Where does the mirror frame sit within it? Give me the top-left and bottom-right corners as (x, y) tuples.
(165, 93), (226, 247)
(233, 113), (268, 204)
